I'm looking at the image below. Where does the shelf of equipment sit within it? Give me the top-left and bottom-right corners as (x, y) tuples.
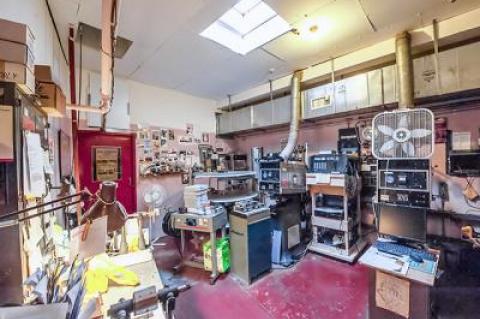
(307, 175), (366, 263)
(193, 171), (258, 205)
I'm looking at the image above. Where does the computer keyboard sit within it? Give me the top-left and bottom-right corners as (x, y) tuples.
(374, 241), (436, 261)
(314, 207), (343, 214)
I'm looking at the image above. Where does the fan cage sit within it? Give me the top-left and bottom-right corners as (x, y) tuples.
(372, 108), (435, 160)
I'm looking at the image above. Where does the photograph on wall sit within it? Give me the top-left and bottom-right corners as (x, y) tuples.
(93, 147), (122, 182)
(161, 129), (168, 139)
(168, 129), (175, 141)
(151, 130), (161, 141)
(138, 129), (150, 141)
(186, 123), (194, 135)
(181, 173), (190, 184)
(160, 138), (167, 147)
(202, 132), (210, 143)
(179, 135), (192, 143)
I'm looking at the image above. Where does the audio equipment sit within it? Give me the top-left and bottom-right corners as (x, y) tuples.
(377, 159), (431, 208)
(309, 153), (354, 174)
(338, 128), (360, 156)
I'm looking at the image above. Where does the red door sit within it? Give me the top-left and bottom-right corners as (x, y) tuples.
(77, 130), (137, 213)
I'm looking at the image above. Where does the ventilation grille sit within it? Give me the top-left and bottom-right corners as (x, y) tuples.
(372, 108), (434, 159)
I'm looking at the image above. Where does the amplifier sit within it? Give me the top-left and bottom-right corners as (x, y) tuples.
(377, 159), (431, 208)
(379, 170), (429, 190)
(309, 153), (354, 174)
(378, 189), (430, 208)
(338, 128), (360, 156)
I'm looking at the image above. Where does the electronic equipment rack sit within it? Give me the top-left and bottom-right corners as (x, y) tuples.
(306, 172), (366, 262)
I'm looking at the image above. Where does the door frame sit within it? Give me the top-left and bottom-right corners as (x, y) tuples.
(76, 130), (137, 211)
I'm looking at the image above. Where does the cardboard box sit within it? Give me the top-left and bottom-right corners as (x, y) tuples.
(36, 81), (66, 117)
(0, 61), (35, 94)
(0, 18), (35, 48)
(0, 39), (34, 72)
(34, 65), (53, 83)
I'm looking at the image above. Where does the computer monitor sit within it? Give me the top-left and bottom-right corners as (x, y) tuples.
(378, 204), (427, 243)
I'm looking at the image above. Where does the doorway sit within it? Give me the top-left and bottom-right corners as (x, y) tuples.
(77, 130), (137, 213)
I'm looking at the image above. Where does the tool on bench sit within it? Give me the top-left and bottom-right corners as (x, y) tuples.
(107, 284), (191, 319)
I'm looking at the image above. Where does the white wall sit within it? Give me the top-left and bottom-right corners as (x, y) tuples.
(78, 70), (219, 133)
(128, 80), (218, 133)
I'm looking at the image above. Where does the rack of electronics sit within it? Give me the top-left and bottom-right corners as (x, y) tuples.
(377, 159), (431, 208)
(370, 108), (436, 258)
(306, 153), (366, 262)
(258, 148), (307, 266)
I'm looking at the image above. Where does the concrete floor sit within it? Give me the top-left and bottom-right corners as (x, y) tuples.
(153, 237), (368, 319)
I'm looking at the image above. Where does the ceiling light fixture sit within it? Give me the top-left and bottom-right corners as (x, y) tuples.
(200, 0), (291, 55)
(299, 16), (334, 41)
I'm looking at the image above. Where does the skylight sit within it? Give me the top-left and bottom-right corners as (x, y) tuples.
(200, 0), (291, 55)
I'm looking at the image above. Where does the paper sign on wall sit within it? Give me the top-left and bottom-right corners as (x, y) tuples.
(0, 105), (14, 161)
(375, 271), (410, 318)
(94, 147), (121, 181)
(25, 132), (46, 197)
(70, 216), (108, 261)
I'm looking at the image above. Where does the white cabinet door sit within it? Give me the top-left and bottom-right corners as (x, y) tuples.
(87, 72), (130, 130)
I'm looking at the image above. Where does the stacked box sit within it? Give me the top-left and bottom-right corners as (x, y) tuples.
(35, 65), (66, 117)
(0, 18), (35, 94)
(184, 184), (210, 213)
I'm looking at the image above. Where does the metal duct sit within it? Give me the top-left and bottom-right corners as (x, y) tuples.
(67, 0), (117, 117)
(395, 31), (414, 109)
(279, 70), (302, 161)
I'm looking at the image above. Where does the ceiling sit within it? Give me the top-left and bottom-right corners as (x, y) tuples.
(48, 0), (480, 101)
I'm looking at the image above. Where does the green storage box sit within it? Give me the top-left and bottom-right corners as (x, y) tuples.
(203, 238), (230, 273)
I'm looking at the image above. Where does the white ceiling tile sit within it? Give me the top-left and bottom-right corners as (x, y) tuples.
(48, 0), (480, 100)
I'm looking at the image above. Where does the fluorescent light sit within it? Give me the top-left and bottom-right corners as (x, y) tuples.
(200, 0), (291, 55)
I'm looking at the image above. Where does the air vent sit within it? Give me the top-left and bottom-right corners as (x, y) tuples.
(76, 22), (132, 58)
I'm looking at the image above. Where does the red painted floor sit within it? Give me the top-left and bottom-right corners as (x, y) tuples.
(154, 237), (369, 319)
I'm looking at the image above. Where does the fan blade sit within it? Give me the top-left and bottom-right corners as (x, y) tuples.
(411, 129), (432, 138)
(398, 115), (408, 128)
(402, 142), (415, 157)
(377, 125), (394, 136)
(380, 140), (395, 153)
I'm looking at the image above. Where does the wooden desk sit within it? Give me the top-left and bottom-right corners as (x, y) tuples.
(359, 245), (439, 319)
(101, 250), (165, 319)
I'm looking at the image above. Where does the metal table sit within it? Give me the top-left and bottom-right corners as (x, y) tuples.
(171, 210), (228, 284)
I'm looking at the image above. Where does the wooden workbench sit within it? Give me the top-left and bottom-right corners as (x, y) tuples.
(100, 250), (165, 319)
(359, 245), (440, 319)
